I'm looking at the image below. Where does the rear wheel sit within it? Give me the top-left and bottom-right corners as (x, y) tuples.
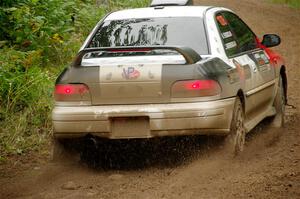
(271, 76), (286, 127)
(225, 97), (246, 156)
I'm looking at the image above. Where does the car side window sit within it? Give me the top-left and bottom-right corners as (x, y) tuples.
(215, 13), (238, 57)
(223, 12), (258, 54)
(216, 12), (258, 57)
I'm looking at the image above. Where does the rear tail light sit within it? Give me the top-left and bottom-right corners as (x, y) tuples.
(171, 80), (221, 98)
(54, 84), (90, 101)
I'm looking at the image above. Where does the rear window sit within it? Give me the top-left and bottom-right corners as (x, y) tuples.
(88, 17), (208, 55)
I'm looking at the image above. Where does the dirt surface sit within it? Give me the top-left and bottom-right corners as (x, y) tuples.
(1, 0), (300, 198)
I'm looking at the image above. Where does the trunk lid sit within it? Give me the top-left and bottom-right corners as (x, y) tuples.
(82, 55), (185, 105)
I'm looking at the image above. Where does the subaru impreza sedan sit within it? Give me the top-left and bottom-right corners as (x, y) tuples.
(52, 0), (287, 158)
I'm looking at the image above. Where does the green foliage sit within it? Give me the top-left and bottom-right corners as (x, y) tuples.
(108, 0), (151, 9)
(0, 49), (51, 113)
(0, 0), (150, 160)
(0, 0), (150, 49)
(0, 107), (52, 157)
(0, 48), (54, 157)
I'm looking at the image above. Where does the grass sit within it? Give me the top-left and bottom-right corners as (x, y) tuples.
(0, 0), (150, 162)
(271, 0), (300, 8)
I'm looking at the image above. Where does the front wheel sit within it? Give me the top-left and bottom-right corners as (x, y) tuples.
(225, 97), (246, 156)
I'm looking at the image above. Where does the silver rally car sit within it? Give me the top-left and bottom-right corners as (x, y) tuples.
(52, 0), (287, 156)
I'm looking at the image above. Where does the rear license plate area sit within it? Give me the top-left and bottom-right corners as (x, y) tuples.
(111, 117), (150, 138)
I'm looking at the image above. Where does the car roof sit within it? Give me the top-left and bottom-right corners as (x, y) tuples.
(105, 6), (214, 21)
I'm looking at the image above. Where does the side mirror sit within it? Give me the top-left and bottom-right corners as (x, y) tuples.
(261, 34), (281, 48)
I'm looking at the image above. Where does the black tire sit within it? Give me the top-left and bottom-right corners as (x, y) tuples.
(225, 97), (246, 156)
(271, 76), (286, 127)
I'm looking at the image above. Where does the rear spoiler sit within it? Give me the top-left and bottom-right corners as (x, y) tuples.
(72, 46), (201, 67)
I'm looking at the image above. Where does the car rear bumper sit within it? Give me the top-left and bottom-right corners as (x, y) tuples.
(52, 98), (236, 139)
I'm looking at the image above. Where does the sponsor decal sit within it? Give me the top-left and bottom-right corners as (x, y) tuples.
(221, 31), (233, 39)
(254, 53), (261, 59)
(225, 41), (237, 49)
(122, 67), (141, 80)
(216, 15), (228, 26)
(258, 59), (266, 66)
(260, 53), (270, 64)
(253, 52), (270, 67)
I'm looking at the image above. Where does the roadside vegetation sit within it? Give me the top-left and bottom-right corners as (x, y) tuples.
(271, 0), (300, 8)
(0, 0), (150, 162)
